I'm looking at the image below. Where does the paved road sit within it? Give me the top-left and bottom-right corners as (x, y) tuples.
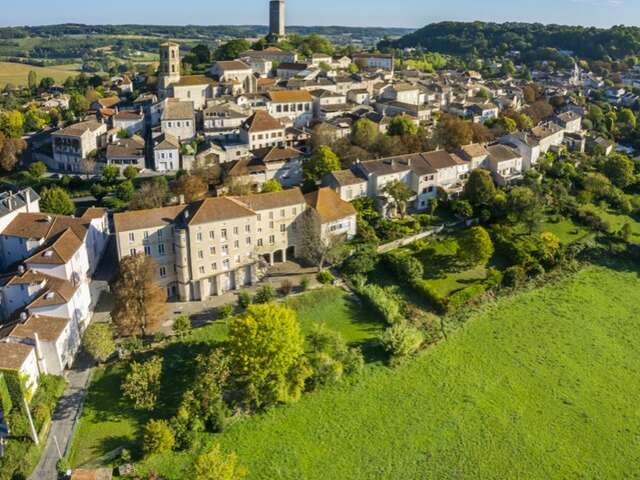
(29, 354), (94, 480)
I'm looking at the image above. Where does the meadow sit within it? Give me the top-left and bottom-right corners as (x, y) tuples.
(137, 262), (640, 479)
(0, 61), (80, 87)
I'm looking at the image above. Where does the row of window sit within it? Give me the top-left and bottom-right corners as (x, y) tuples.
(165, 120), (192, 128)
(274, 103), (311, 113)
(252, 132), (283, 141)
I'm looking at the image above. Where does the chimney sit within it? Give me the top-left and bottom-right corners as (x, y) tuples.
(24, 189), (31, 211)
(179, 194), (185, 205)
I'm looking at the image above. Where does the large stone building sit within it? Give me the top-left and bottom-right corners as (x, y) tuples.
(158, 42), (182, 96)
(113, 188), (355, 302)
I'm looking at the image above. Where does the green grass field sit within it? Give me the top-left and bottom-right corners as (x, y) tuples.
(138, 262), (640, 479)
(586, 203), (640, 243)
(0, 61), (80, 86)
(68, 287), (383, 468)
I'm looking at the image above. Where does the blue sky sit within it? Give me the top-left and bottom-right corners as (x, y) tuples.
(2, 0), (638, 28)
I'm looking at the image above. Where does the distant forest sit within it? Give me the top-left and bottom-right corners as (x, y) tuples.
(0, 24), (412, 41)
(379, 22), (640, 61)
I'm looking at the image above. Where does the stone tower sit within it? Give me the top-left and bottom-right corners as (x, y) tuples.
(269, 0), (285, 39)
(158, 42), (181, 95)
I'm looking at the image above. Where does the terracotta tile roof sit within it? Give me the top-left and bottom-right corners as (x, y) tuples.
(27, 274), (78, 309)
(25, 228), (83, 265)
(243, 110), (283, 133)
(423, 150), (460, 169)
(254, 146), (302, 163)
(70, 469), (113, 480)
(162, 99), (194, 121)
(80, 207), (107, 221)
(189, 197), (256, 225)
(173, 75), (218, 87)
(55, 120), (104, 137)
(215, 60), (251, 71)
(3, 213), (88, 242)
(268, 90), (313, 103)
(458, 143), (489, 159)
(106, 135), (145, 158)
(154, 133), (180, 150)
(305, 187), (356, 224)
(114, 111), (143, 121)
(0, 342), (33, 370)
(97, 96), (121, 109)
(233, 188), (306, 212)
(113, 205), (187, 233)
(327, 169), (367, 187)
(487, 144), (521, 163)
(7, 314), (68, 343)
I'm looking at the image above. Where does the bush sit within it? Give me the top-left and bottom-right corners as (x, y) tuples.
(32, 403), (51, 431)
(173, 315), (192, 339)
(447, 284), (487, 312)
(237, 290), (252, 309)
(280, 279), (294, 296)
(122, 336), (143, 354)
(143, 419), (175, 456)
(381, 322), (424, 361)
(218, 304), (234, 319)
(411, 280), (447, 314)
(342, 244), (379, 275)
(384, 250), (424, 283)
(122, 356), (163, 411)
(254, 284), (276, 304)
(503, 265), (527, 288)
(355, 283), (402, 324)
(316, 269), (335, 285)
(300, 276), (310, 291)
(83, 323), (115, 363)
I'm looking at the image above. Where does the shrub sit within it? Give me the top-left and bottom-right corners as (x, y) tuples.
(83, 323), (115, 363)
(143, 419), (175, 456)
(384, 251), (424, 283)
(218, 304), (234, 319)
(316, 269), (335, 285)
(342, 244), (379, 275)
(122, 336), (143, 354)
(237, 291), (252, 309)
(355, 283), (402, 324)
(280, 279), (294, 296)
(503, 265), (527, 288)
(447, 284), (487, 312)
(173, 315), (192, 339)
(122, 356), (163, 411)
(32, 403), (51, 431)
(381, 322), (424, 361)
(411, 280), (447, 314)
(300, 276), (310, 291)
(403, 304), (442, 345)
(254, 284), (276, 304)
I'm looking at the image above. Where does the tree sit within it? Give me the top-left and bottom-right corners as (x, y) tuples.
(173, 315), (192, 340)
(101, 164), (120, 185)
(28, 161), (47, 180)
(381, 322), (423, 361)
(130, 177), (169, 210)
(24, 107), (50, 132)
(116, 180), (135, 202)
(228, 303), (310, 408)
(123, 165), (138, 180)
(307, 324), (363, 389)
(342, 244), (378, 276)
(619, 108), (637, 129)
(214, 39), (251, 61)
(507, 186), (542, 233)
(173, 174), (208, 202)
(0, 110), (25, 138)
(0, 132), (26, 172)
(69, 93), (89, 117)
(191, 443), (247, 480)
(436, 114), (473, 150)
(351, 118), (379, 150)
(452, 199), (474, 219)
(463, 169), (496, 207)
(40, 187), (75, 216)
(381, 180), (413, 217)
(142, 419), (175, 456)
(112, 254), (167, 337)
(299, 208), (347, 269)
(27, 71), (38, 92)
(261, 179), (282, 193)
(304, 145), (341, 181)
(603, 154), (636, 188)
(122, 356), (163, 411)
(388, 116), (418, 136)
(82, 323), (115, 363)
(499, 116), (517, 133)
(457, 226), (494, 267)
(583, 172), (612, 198)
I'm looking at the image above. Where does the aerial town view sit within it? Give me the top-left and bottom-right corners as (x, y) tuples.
(0, 0), (639, 479)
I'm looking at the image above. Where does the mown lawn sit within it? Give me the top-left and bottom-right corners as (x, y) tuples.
(586, 203), (640, 243)
(68, 287), (383, 468)
(140, 261), (640, 479)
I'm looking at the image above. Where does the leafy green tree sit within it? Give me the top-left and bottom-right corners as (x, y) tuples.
(0, 110), (25, 138)
(40, 187), (75, 216)
(27, 71), (38, 92)
(228, 304), (310, 408)
(304, 145), (341, 180)
(82, 323), (115, 363)
(215, 39), (251, 60)
(583, 172), (612, 198)
(452, 199), (474, 219)
(499, 116), (517, 133)
(388, 116), (418, 136)
(261, 179), (282, 193)
(253, 284), (275, 304)
(116, 180), (134, 202)
(342, 244), (379, 275)
(619, 108), (637, 129)
(381, 180), (413, 217)
(122, 356), (163, 411)
(507, 186), (542, 233)
(123, 165), (138, 180)
(436, 114), (473, 150)
(603, 153), (636, 188)
(351, 118), (379, 149)
(381, 322), (423, 361)
(191, 443), (247, 480)
(69, 94), (89, 117)
(306, 324), (364, 389)
(28, 161), (47, 180)
(457, 226), (494, 267)
(463, 169), (496, 208)
(142, 419), (175, 456)
(173, 315), (191, 339)
(24, 107), (50, 132)
(101, 164), (120, 185)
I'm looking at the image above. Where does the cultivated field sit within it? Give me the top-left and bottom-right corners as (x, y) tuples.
(138, 262), (640, 479)
(0, 62), (80, 87)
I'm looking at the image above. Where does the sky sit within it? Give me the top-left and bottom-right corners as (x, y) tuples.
(1, 0), (638, 28)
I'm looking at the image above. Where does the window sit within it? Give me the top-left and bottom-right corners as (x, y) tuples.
(257, 239), (263, 247)
(222, 245), (229, 256)
(223, 259), (230, 270)
(129, 248), (136, 256)
(159, 267), (167, 278)
(269, 235), (275, 244)
(199, 266), (205, 274)
(280, 209), (285, 217)
(197, 232), (202, 241)
(144, 245), (151, 256)
(269, 221), (274, 229)
(292, 207), (297, 215)
(280, 224), (286, 232)
(129, 233), (135, 242)
(233, 227), (239, 235)
(221, 229), (228, 240)
(210, 246), (216, 255)
(234, 240), (240, 249)
(158, 230), (163, 239)
(257, 214), (262, 221)
(158, 244), (166, 256)
(209, 230), (215, 239)
(198, 250), (204, 259)
(246, 237), (251, 245)
(212, 262), (217, 271)
(245, 224), (251, 233)
(269, 212), (274, 219)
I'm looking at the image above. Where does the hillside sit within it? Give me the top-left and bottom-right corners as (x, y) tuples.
(380, 21), (640, 61)
(138, 262), (640, 479)
(0, 61), (80, 87)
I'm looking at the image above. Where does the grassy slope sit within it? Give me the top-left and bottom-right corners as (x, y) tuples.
(0, 62), (80, 86)
(68, 287), (382, 468)
(142, 263), (640, 479)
